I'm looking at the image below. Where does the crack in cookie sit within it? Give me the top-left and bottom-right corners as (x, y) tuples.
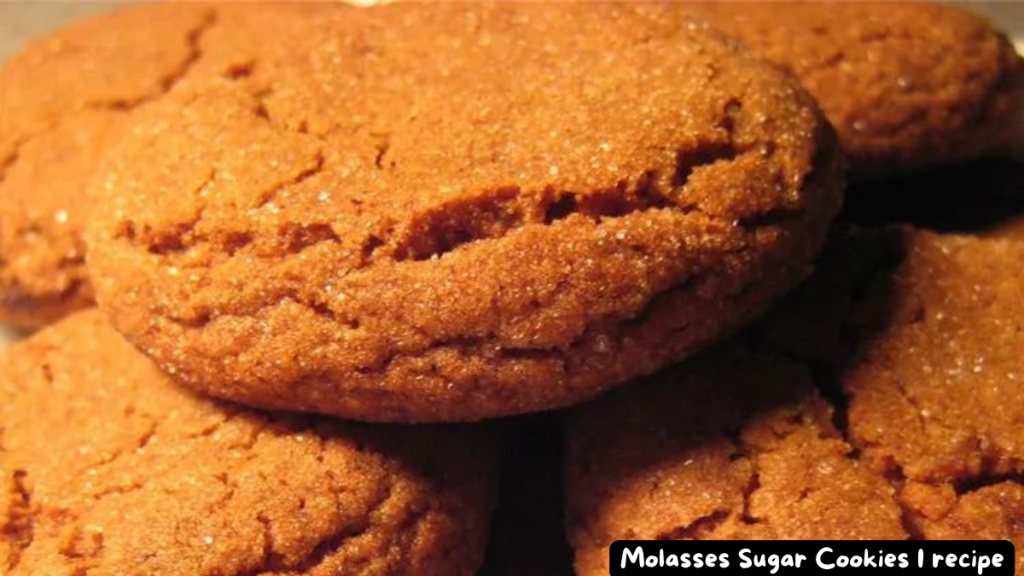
(0, 5), (218, 326)
(566, 227), (1024, 576)
(0, 310), (497, 576)
(685, 2), (1024, 180)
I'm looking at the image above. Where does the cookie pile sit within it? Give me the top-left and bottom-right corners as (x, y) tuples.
(0, 3), (1020, 575)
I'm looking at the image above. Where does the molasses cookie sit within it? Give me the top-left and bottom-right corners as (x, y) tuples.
(566, 228), (1024, 576)
(87, 2), (844, 422)
(688, 2), (1024, 180)
(0, 4), (215, 326)
(0, 309), (498, 576)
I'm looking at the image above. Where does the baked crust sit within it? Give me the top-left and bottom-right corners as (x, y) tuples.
(87, 3), (844, 422)
(567, 228), (1024, 575)
(0, 4), (216, 326)
(0, 309), (498, 576)
(690, 2), (1024, 180)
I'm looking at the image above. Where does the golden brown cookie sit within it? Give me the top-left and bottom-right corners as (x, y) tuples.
(0, 309), (498, 576)
(87, 2), (844, 423)
(566, 228), (1024, 576)
(688, 2), (1024, 180)
(566, 347), (906, 576)
(0, 4), (218, 326)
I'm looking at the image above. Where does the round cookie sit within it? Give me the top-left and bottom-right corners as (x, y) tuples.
(0, 4), (218, 326)
(687, 2), (1024, 181)
(87, 2), (844, 423)
(0, 309), (497, 576)
(566, 227), (1024, 576)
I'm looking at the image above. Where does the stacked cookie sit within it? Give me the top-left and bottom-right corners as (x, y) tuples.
(0, 3), (1020, 575)
(567, 228), (1024, 574)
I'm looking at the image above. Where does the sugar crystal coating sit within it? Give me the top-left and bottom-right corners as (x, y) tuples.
(0, 4), (219, 326)
(0, 309), (497, 576)
(567, 228), (1024, 576)
(688, 2), (1024, 180)
(87, 2), (843, 422)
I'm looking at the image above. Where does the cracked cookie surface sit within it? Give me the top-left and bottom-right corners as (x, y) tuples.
(87, 2), (843, 422)
(0, 309), (498, 576)
(687, 2), (1024, 181)
(566, 227), (1024, 576)
(0, 4), (217, 326)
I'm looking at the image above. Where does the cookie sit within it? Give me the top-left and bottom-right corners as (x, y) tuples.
(0, 4), (217, 326)
(688, 2), (1024, 180)
(0, 309), (498, 576)
(86, 2), (844, 423)
(566, 227), (1024, 576)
